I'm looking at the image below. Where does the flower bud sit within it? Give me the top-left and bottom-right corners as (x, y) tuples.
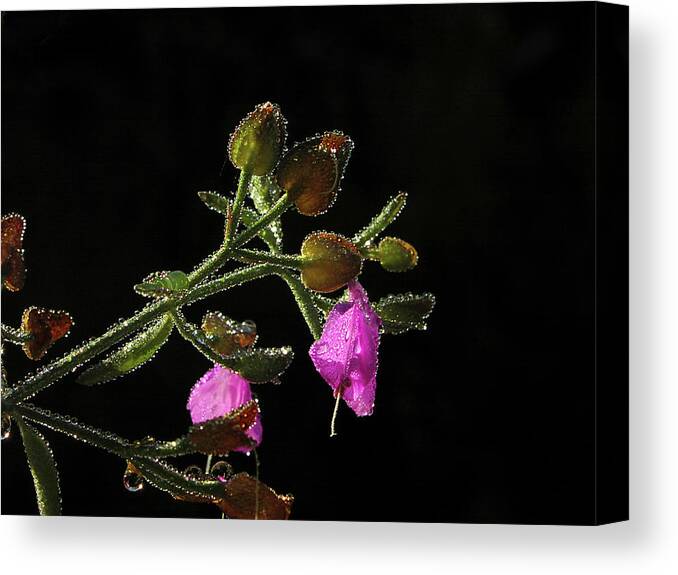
(276, 131), (353, 216)
(228, 102), (286, 176)
(1, 213), (26, 292)
(21, 306), (73, 360)
(307, 131), (354, 177)
(377, 237), (418, 272)
(201, 312), (257, 357)
(301, 232), (362, 293)
(276, 144), (338, 216)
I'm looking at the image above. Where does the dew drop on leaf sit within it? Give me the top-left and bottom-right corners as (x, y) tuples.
(183, 464), (204, 480)
(209, 460), (234, 482)
(123, 462), (144, 493)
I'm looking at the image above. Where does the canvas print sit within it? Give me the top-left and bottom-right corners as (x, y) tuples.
(1, 2), (628, 523)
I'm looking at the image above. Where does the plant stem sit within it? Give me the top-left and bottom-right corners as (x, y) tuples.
(225, 170), (252, 245)
(352, 191), (407, 247)
(187, 193), (291, 288)
(10, 403), (194, 459)
(253, 448), (260, 520)
(169, 308), (228, 367)
(5, 301), (166, 403)
(1, 324), (31, 345)
(231, 194), (291, 248)
(231, 248), (303, 269)
(6, 265), (278, 404)
(6, 181), (293, 404)
(276, 270), (324, 339)
(330, 390), (342, 438)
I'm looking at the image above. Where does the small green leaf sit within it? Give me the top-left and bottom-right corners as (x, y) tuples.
(77, 314), (174, 386)
(227, 347), (294, 383)
(198, 191), (231, 216)
(353, 192), (408, 247)
(374, 292), (436, 335)
(17, 418), (61, 516)
(134, 270), (189, 298)
(131, 458), (225, 504)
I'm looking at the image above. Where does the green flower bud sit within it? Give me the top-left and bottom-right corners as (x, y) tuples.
(228, 102), (287, 176)
(301, 232), (363, 293)
(377, 237), (418, 272)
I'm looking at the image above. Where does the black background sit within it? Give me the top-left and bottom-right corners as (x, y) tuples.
(2, 3), (607, 523)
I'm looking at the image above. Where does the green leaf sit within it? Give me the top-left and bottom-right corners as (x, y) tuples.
(227, 347), (294, 383)
(353, 192), (407, 247)
(198, 191), (231, 216)
(374, 292), (436, 335)
(134, 270), (189, 298)
(17, 418), (61, 516)
(131, 458), (225, 503)
(170, 308), (292, 382)
(77, 314), (174, 386)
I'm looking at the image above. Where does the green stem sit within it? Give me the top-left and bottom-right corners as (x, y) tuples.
(6, 265), (278, 404)
(5, 301), (166, 403)
(225, 170), (252, 246)
(353, 191), (407, 247)
(10, 403), (194, 459)
(169, 308), (228, 366)
(6, 178), (292, 404)
(187, 193), (291, 287)
(232, 194), (291, 248)
(277, 271), (324, 340)
(310, 293), (336, 314)
(1, 324), (31, 345)
(231, 248), (303, 269)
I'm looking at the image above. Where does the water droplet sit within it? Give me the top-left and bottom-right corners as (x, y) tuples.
(123, 462), (144, 492)
(1, 414), (11, 440)
(183, 464), (203, 479)
(209, 460), (233, 482)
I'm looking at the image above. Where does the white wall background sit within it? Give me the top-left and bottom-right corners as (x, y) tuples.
(1, 0), (676, 573)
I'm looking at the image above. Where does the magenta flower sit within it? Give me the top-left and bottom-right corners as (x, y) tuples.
(309, 280), (381, 429)
(187, 364), (262, 451)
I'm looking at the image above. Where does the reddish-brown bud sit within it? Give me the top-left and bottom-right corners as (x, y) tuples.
(300, 232), (362, 293)
(21, 306), (73, 360)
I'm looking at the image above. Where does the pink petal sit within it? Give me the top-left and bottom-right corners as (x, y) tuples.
(309, 280), (381, 416)
(187, 364), (262, 451)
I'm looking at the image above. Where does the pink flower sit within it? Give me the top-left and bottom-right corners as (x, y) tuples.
(309, 280), (381, 420)
(187, 365), (262, 451)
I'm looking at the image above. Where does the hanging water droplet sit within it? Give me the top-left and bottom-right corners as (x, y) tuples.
(1, 414), (11, 440)
(209, 460), (233, 482)
(123, 462), (144, 492)
(183, 464), (203, 479)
